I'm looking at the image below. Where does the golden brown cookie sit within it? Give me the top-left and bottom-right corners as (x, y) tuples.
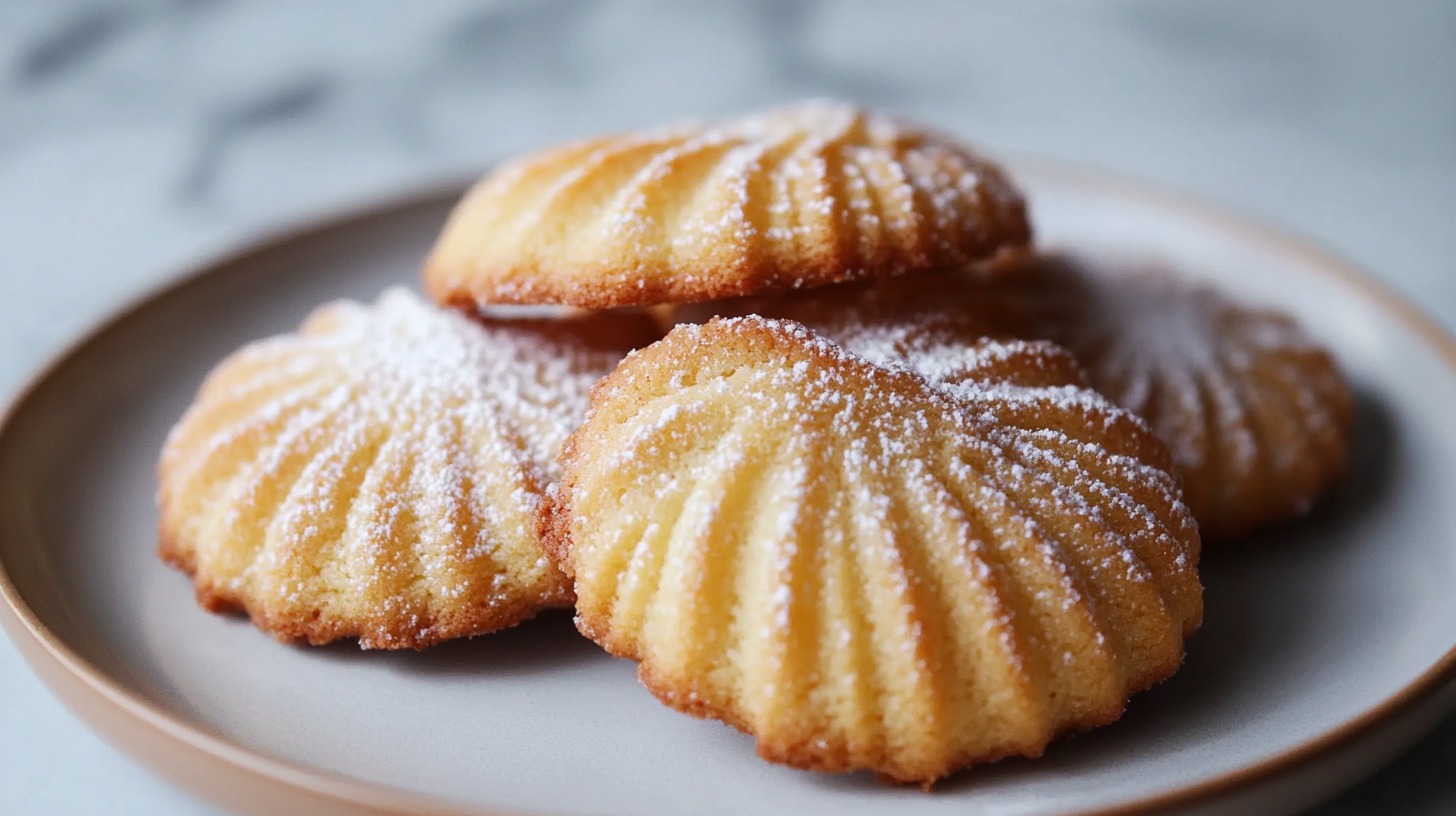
(425, 100), (1031, 309)
(542, 316), (1202, 784)
(975, 253), (1353, 540)
(158, 288), (655, 649)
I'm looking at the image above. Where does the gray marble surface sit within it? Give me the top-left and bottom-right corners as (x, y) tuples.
(0, 1), (1453, 813)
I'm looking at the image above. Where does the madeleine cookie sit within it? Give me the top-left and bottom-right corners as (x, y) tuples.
(425, 100), (1031, 308)
(542, 317), (1201, 784)
(158, 288), (654, 649)
(978, 253), (1353, 540)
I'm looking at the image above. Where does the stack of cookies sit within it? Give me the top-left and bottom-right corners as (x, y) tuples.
(158, 100), (1351, 785)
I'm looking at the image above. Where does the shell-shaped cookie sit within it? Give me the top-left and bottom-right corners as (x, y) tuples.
(158, 288), (653, 649)
(977, 254), (1353, 540)
(543, 317), (1202, 784)
(425, 100), (1031, 309)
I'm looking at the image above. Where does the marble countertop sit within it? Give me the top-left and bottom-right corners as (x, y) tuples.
(1, 1), (1453, 813)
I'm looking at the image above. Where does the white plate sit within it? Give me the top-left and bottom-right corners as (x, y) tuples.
(2, 160), (1455, 816)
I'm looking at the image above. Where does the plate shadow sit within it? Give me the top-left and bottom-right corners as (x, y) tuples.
(303, 610), (607, 677)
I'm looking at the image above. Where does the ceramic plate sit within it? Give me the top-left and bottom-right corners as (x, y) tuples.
(3, 161), (1455, 816)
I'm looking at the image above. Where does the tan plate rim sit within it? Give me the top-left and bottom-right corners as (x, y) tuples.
(1, 157), (1454, 816)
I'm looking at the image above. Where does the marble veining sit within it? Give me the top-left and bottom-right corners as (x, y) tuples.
(14, 4), (136, 83)
(0, 1), (1453, 814)
(178, 72), (335, 199)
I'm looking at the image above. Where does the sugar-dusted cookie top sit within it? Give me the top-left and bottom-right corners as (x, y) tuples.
(542, 316), (1201, 784)
(425, 100), (1031, 308)
(975, 253), (1353, 540)
(158, 288), (654, 649)
(660, 267), (1015, 387)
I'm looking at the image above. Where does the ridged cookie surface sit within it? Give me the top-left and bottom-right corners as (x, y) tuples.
(975, 254), (1353, 540)
(426, 100), (1030, 308)
(158, 289), (653, 649)
(543, 317), (1201, 784)
(661, 268), (1008, 386)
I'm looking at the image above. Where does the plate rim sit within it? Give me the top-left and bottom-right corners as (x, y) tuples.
(2, 157), (1454, 816)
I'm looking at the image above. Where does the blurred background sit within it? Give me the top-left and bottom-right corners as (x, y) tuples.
(0, 1), (1452, 813)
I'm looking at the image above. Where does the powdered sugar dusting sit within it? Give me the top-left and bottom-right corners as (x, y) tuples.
(304, 288), (619, 476)
(570, 315), (1202, 739)
(431, 99), (1029, 307)
(158, 288), (623, 646)
(978, 252), (1352, 538)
